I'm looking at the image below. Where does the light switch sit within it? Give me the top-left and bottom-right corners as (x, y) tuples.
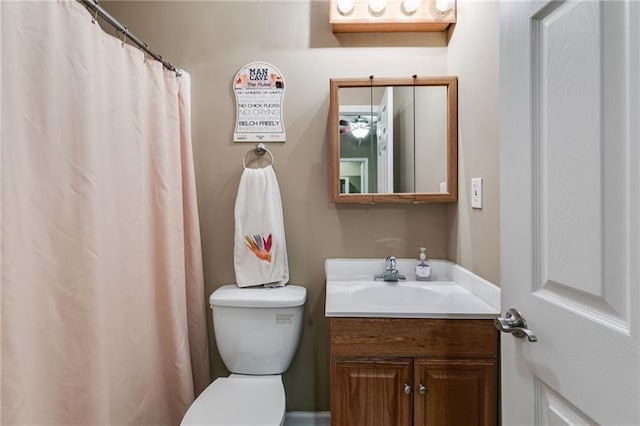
(439, 181), (448, 193)
(471, 178), (483, 209)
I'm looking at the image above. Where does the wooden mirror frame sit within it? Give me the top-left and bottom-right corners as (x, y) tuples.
(329, 76), (458, 204)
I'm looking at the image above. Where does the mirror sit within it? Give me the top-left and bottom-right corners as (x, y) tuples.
(329, 77), (458, 203)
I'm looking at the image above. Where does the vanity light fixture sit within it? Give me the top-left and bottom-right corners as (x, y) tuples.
(336, 0), (355, 15)
(368, 0), (387, 14)
(435, 0), (454, 13)
(402, 0), (420, 14)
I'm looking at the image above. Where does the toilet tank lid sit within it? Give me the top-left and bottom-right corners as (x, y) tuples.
(210, 285), (307, 308)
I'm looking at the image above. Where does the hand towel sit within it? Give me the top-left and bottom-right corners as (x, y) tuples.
(234, 165), (289, 287)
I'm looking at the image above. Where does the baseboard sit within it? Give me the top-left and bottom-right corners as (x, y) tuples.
(284, 411), (331, 426)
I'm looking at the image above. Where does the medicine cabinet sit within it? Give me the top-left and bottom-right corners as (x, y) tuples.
(329, 76), (458, 204)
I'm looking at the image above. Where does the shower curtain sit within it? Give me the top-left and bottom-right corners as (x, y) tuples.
(1, 1), (210, 424)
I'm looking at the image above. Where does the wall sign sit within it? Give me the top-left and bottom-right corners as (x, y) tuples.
(233, 62), (286, 142)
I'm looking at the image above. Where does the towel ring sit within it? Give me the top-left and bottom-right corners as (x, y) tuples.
(243, 143), (274, 169)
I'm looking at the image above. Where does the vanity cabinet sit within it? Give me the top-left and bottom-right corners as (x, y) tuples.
(333, 358), (412, 426)
(330, 318), (498, 426)
(413, 359), (496, 425)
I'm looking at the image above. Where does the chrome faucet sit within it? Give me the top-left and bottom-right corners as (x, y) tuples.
(374, 256), (406, 282)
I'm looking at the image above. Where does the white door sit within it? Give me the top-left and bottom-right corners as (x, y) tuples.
(377, 87), (394, 193)
(500, 0), (639, 424)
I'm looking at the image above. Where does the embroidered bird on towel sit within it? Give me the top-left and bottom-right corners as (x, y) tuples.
(245, 233), (273, 263)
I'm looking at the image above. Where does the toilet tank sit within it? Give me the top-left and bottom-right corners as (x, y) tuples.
(210, 285), (306, 375)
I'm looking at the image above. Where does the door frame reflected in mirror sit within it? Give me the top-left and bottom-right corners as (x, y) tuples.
(339, 157), (369, 194)
(329, 76), (458, 204)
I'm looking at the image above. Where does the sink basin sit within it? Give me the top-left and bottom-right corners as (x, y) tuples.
(325, 259), (500, 319)
(352, 284), (446, 307)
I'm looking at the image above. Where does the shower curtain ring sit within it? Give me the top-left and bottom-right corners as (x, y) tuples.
(119, 26), (128, 46)
(142, 43), (150, 62)
(91, 8), (99, 24)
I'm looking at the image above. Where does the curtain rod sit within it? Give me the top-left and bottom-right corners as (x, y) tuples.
(79, 0), (181, 76)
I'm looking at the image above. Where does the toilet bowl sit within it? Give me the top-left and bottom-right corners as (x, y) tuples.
(181, 285), (306, 426)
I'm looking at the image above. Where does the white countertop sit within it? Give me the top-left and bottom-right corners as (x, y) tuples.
(325, 259), (500, 319)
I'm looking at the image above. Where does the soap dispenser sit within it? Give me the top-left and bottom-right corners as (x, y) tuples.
(416, 247), (431, 281)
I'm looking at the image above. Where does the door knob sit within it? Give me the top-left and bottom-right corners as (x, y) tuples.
(403, 383), (412, 394)
(418, 384), (427, 395)
(495, 308), (537, 342)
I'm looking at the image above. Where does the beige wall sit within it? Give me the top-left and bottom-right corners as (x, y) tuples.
(446, 0), (501, 284)
(105, 0), (453, 412)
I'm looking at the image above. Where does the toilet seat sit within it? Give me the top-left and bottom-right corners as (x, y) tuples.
(180, 374), (285, 426)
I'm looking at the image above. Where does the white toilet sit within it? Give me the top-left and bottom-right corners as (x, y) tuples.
(181, 284), (307, 425)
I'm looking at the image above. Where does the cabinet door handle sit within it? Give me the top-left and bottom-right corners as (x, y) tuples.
(418, 384), (427, 395)
(403, 383), (412, 394)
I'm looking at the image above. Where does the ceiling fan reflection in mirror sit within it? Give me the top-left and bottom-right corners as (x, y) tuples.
(339, 115), (376, 139)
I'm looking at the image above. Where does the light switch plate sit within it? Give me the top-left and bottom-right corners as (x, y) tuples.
(439, 181), (448, 193)
(471, 177), (483, 209)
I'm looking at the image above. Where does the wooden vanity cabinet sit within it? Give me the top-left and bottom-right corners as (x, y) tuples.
(333, 358), (413, 426)
(330, 318), (498, 426)
(413, 358), (497, 426)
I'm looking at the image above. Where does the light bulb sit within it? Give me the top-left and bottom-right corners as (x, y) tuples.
(336, 0), (355, 15)
(435, 0), (454, 13)
(368, 0), (387, 14)
(403, 0), (420, 14)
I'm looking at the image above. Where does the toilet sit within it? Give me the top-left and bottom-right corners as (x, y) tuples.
(181, 284), (307, 425)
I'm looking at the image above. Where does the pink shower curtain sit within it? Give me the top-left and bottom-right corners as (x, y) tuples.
(1, 1), (210, 424)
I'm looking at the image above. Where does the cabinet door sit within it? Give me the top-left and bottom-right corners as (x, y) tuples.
(332, 358), (412, 426)
(414, 359), (496, 426)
